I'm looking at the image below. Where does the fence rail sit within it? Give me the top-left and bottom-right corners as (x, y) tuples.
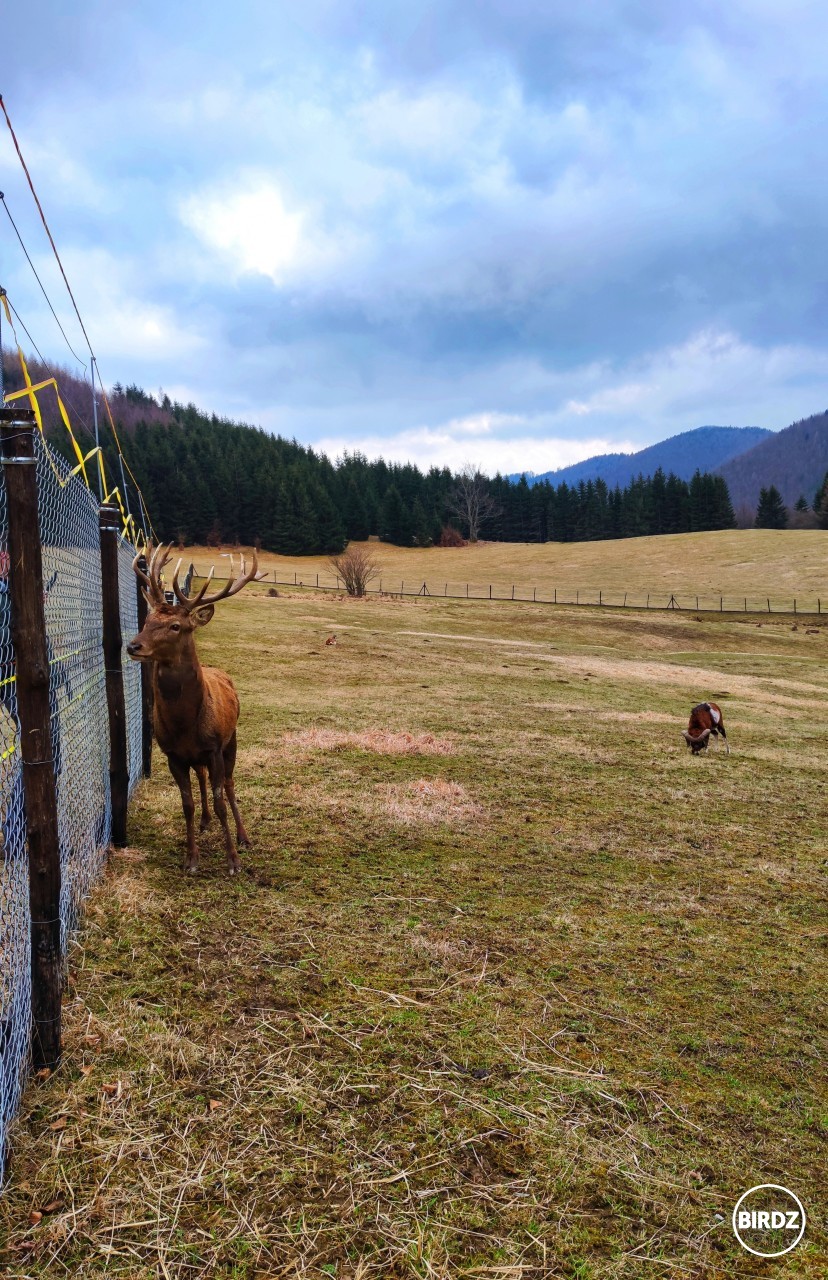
(259, 572), (824, 616)
(0, 411), (145, 1181)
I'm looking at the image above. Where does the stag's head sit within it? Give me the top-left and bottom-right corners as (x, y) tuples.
(127, 544), (264, 664)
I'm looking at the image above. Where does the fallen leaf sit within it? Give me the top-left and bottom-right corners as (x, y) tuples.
(209, 1099), (222, 1112)
(28, 1210), (42, 1226)
(101, 1080), (122, 1099)
(34, 1068), (51, 1081)
(79, 1065), (94, 1078)
(48, 1117), (68, 1132)
(42, 1199), (62, 1213)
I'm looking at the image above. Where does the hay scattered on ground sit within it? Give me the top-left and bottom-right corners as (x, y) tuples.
(283, 727), (454, 756)
(378, 778), (483, 826)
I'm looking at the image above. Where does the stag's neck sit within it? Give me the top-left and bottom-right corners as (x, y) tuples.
(152, 642), (205, 711)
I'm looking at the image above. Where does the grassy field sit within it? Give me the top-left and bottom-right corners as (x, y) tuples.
(1, 584), (826, 1277)
(182, 529), (828, 611)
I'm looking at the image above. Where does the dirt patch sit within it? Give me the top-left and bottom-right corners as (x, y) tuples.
(282, 728), (455, 756)
(378, 778), (484, 826)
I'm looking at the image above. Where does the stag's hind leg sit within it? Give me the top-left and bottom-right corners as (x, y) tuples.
(167, 755), (199, 874)
(208, 748), (240, 875)
(223, 732), (250, 849)
(196, 766), (211, 831)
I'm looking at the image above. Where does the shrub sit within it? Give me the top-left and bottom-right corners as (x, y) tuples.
(328, 545), (381, 597)
(437, 525), (466, 548)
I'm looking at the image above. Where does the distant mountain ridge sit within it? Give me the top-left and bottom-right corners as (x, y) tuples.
(716, 411), (828, 511)
(511, 426), (772, 488)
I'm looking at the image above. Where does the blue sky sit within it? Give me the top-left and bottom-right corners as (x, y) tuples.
(2, 0), (828, 474)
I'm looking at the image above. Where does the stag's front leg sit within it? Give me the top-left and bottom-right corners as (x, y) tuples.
(167, 756), (199, 874)
(196, 766), (211, 831)
(208, 750), (240, 875)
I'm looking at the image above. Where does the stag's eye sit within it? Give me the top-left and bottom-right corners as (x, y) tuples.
(170, 623), (181, 632)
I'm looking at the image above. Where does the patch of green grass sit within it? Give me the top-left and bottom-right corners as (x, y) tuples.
(0, 593), (826, 1277)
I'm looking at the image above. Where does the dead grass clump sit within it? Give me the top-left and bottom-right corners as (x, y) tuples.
(407, 930), (478, 970)
(284, 727), (454, 756)
(379, 778), (483, 826)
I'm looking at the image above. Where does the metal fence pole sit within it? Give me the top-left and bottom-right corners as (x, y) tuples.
(99, 506), (129, 847)
(0, 408), (63, 1070)
(136, 553), (153, 778)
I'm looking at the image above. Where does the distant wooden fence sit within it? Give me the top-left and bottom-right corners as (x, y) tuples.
(252, 572), (823, 616)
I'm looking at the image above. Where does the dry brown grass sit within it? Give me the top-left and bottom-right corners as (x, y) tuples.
(183, 528), (828, 605)
(0, 587), (825, 1277)
(283, 727), (456, 756)
(378, 778), (484, 827)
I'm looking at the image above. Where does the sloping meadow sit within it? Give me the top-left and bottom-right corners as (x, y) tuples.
(1, 590), (826, 1277)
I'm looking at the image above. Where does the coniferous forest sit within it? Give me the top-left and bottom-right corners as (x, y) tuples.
(2, 359), (739, 552)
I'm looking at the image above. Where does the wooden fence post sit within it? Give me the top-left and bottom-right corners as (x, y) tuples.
(1, 408), (63, 1070)
(99, 506), (129, 848)
(135, 553), (153, 778)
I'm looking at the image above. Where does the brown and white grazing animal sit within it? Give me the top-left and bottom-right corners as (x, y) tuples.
(127, 545), (264, 874)
(325, 634), (337, 646)
(682, 701), (729, 754)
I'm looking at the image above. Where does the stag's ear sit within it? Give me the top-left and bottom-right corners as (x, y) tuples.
(191, 604), (215, 628)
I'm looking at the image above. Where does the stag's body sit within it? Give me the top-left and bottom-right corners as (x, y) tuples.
(128, 547), (262, 874)
(682, 701), (729, 754)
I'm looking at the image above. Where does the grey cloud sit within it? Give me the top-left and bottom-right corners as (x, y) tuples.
(2, 0), (828, 471)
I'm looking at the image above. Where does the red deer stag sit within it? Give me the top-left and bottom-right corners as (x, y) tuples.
(682, 701), (729, 754)
(127, 545), (264, 874)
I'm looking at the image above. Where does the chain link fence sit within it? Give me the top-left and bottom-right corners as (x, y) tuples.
(0, 434), (142, 1180)
(119, 541), (143, 797)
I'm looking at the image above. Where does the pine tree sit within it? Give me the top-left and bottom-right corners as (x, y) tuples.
(342, 478), (371, 540)
(313, 484), (347, 554)
(755, 485), (788, 529)
(379, 485), (413, 545)
(411, 497), (433, 547)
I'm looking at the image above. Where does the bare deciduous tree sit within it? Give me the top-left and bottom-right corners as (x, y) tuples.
(329, 545), (381, 597)
(446, 464), (499, 543)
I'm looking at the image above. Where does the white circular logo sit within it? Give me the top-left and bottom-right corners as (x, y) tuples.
(732, 1184), (806, 1258)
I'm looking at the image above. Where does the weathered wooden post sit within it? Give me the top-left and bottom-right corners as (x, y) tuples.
(0, 408), (62, 1070)
(99, 506), (129, 847)
(135, 552), (153, 778)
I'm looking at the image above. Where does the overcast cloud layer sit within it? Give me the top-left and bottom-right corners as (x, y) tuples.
(2, 1), (827, 473)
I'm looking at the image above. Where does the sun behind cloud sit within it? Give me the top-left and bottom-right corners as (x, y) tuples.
(180, 175), (305, 283)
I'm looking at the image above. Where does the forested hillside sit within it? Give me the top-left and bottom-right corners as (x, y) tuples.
(716, 411), (828, 511)
(514, 425), (771, 488)
(2, 354), (737, 551)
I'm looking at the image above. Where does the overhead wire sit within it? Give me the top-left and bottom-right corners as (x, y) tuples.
(0, 193), (88, 370)
(0, 94), (156, 544)
(0, 96), (96, 357)
(5, 296), (99, 446)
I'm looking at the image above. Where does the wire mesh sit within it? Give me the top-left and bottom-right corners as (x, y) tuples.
(0, 433), (144, 1182)
(38, 435), (112, 947)
(0, 477), (30, 1186)
(118, 539), (142, 797)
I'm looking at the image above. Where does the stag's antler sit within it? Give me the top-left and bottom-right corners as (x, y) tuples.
(172, 549), (265, 610)
(132, 542), (176, 606)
